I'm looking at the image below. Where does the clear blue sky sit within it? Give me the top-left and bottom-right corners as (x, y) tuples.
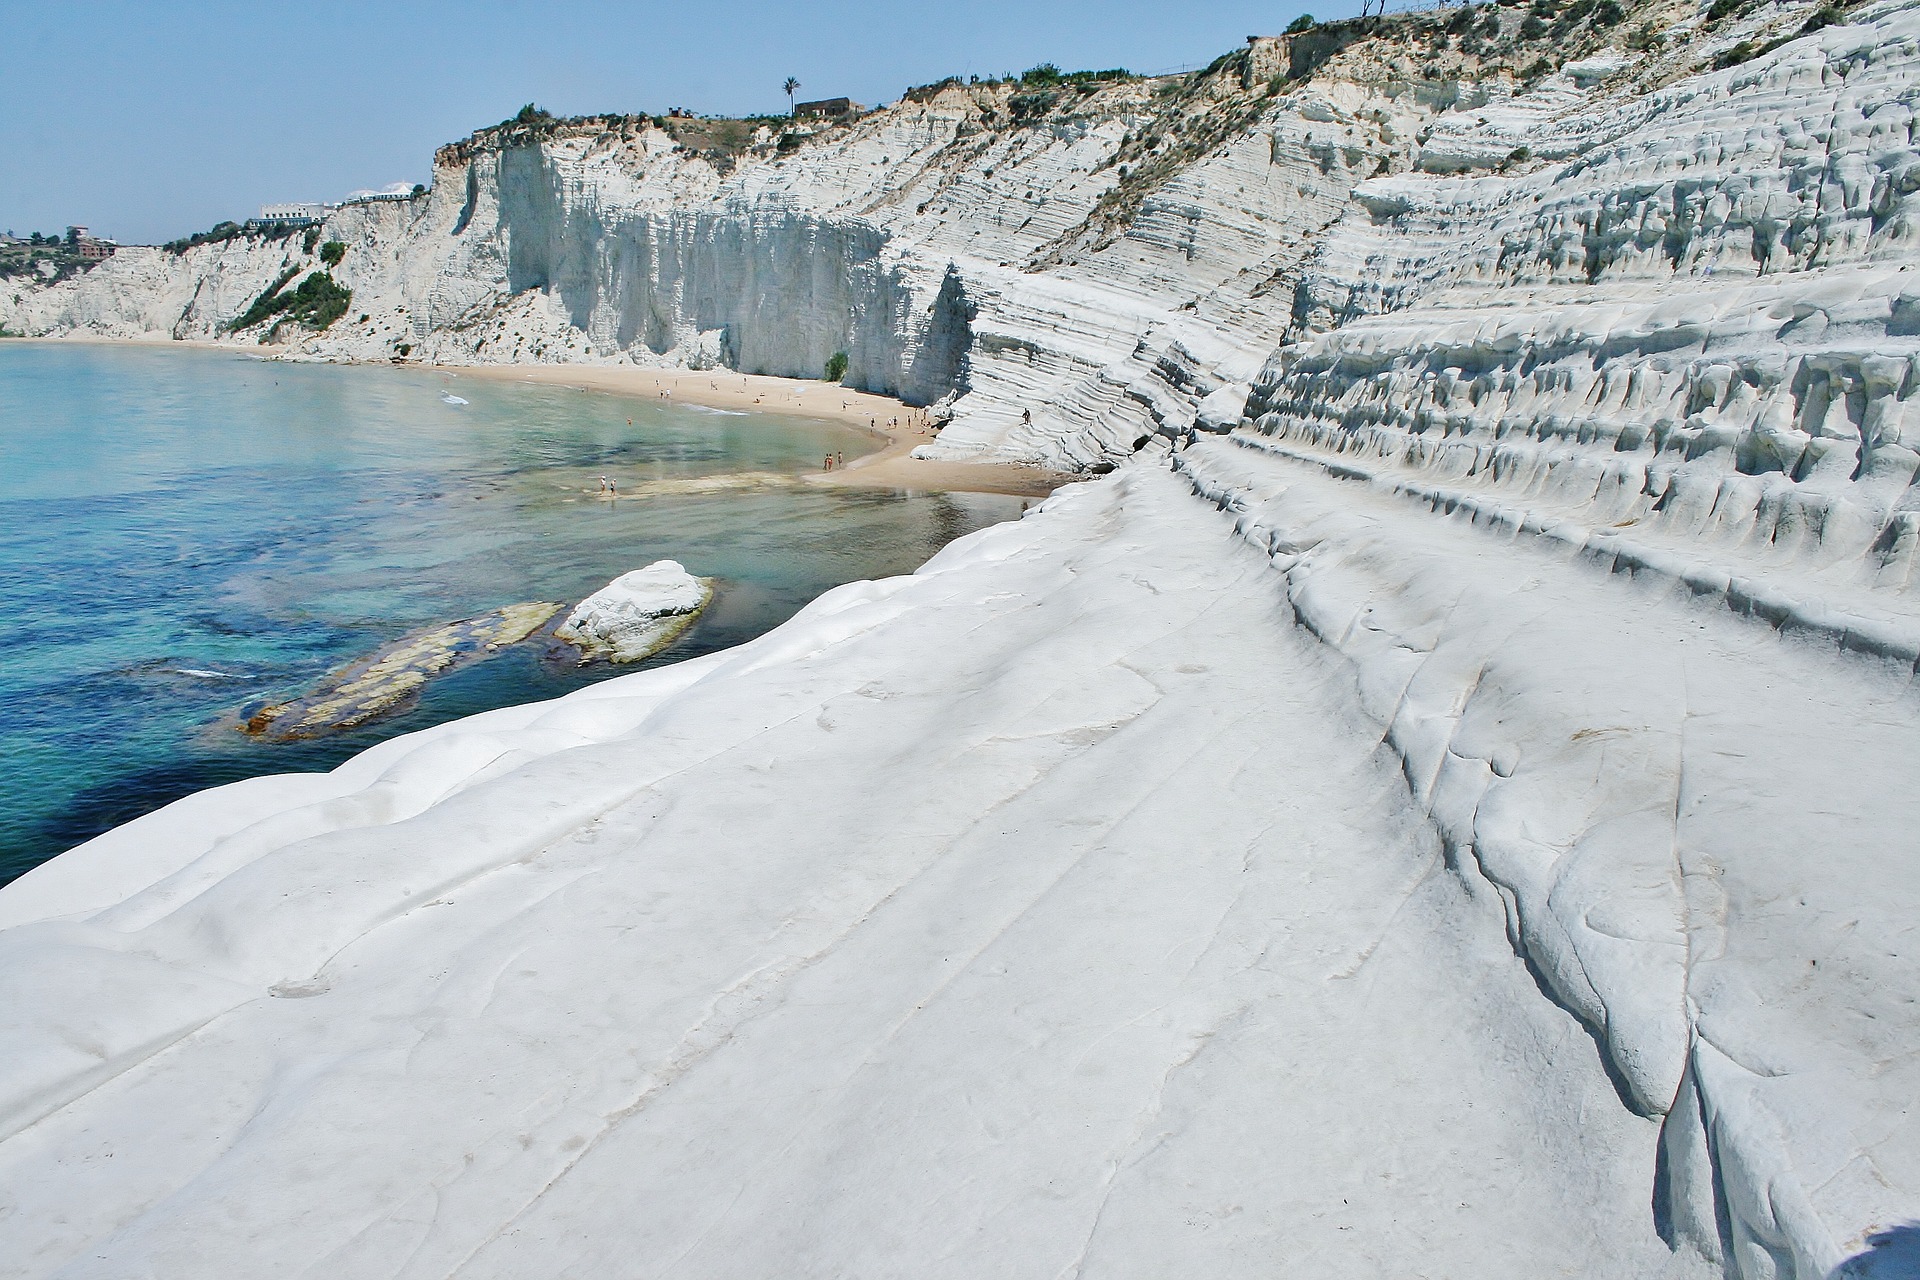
(1, 0), (1352, 246)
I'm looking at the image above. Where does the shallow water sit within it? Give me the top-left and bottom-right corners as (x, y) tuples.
(0, 343), (1025, 883)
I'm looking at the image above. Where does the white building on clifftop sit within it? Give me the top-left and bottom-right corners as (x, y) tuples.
(251, 203), (333, 228)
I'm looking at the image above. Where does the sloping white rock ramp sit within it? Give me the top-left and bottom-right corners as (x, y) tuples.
(5, 454), (1915, 1276)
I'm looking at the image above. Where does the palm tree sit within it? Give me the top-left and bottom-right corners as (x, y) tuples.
(784, 77), (801, 115)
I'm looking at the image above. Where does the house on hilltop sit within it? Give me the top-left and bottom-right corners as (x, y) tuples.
(66, 226), (116, 260)
(793, 97), (858, 121)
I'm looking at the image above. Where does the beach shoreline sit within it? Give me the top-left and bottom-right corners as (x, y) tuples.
(8, 336), (1077, 498)
(450, 363), (1078, 499)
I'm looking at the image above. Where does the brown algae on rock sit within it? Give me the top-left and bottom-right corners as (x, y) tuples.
(241, 601), (560, 739)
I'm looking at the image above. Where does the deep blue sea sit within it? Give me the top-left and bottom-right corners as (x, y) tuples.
(0, 343), (1025, 884)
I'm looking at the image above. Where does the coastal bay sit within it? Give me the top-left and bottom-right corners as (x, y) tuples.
(0, 341), (1028, 882)
(453, 362), (1079, 496)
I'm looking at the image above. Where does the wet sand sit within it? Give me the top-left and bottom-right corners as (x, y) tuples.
(453, 364), (1078, 498)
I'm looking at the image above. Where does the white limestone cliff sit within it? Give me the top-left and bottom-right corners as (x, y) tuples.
(5, 1), (1920, 1275)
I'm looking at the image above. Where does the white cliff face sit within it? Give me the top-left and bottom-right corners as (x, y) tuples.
(0, 26), (1546, 463)
(15, 0), (1876, 480)
(6, 3), (1920, 1276)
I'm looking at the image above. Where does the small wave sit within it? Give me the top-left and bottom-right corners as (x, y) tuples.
(441, 393), (469, 405)
(684, 404), (748, 416)
(174, 667), (252, 680)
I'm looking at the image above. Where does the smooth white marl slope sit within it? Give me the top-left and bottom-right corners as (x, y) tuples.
(1175, 433), (1920, 1279)
(0, 468), (1711, 1279)
(4, 435), (1918, 1276)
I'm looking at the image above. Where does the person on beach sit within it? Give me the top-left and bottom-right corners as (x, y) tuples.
(824, 455), (834, 471)
(836, 451), (844, 468)
(598, 474), (611, 494)
(1022, 409), (1032, 425)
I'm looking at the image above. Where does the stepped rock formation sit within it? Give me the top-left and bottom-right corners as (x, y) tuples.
(6, 1), (1920, 1276)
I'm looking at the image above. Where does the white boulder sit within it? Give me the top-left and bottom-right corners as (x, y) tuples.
(554, 560), (711, 662)
(1193, 383), (1250, 433)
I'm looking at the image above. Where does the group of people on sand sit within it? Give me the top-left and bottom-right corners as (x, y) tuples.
(598, 474), (618, 497)
(822, 451), (845, 471)
(862, 408), (939, 435)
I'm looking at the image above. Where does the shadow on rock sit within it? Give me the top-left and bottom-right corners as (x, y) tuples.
(1833, 1224), (1920, 1279)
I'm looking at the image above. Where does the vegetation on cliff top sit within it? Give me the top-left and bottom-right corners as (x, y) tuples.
(423, 0), (1831, 264)
(0, 233), (107, 285)
(1025, 0), (1704, 268)
(163, 219), (304, 256)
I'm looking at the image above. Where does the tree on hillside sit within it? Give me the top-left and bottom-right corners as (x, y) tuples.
(784, 76), (801, 114)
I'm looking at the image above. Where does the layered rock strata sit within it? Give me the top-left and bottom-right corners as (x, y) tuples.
(5, 1), (1920, 1276)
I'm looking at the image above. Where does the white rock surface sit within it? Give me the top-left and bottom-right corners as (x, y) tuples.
(553, 560), (710, 662)
(5, 5), (1920, 1277)
(0, 472), (1709, 1278)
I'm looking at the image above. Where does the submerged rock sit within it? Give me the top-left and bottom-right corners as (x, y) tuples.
(555, 560), (711, 663)
(241, 601), (559, 739)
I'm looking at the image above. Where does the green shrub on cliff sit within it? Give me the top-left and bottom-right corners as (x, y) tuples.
(231, 268), (301, 330)
(1009, 91), (1058, 121)
(230, 269), (352, 332)
(281, 272), (352, 330)
(824, 351), (849, 382)
(319, 241), (347, 267)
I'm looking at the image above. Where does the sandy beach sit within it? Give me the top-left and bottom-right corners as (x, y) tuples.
(452, 363), (1078, 498)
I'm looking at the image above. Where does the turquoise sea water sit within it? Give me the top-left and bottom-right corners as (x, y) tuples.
(0, 343), (1024, 884)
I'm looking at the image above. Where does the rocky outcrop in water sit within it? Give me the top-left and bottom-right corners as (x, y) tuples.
(554, 561), (711, 663)
(239, 602), (558, 739)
